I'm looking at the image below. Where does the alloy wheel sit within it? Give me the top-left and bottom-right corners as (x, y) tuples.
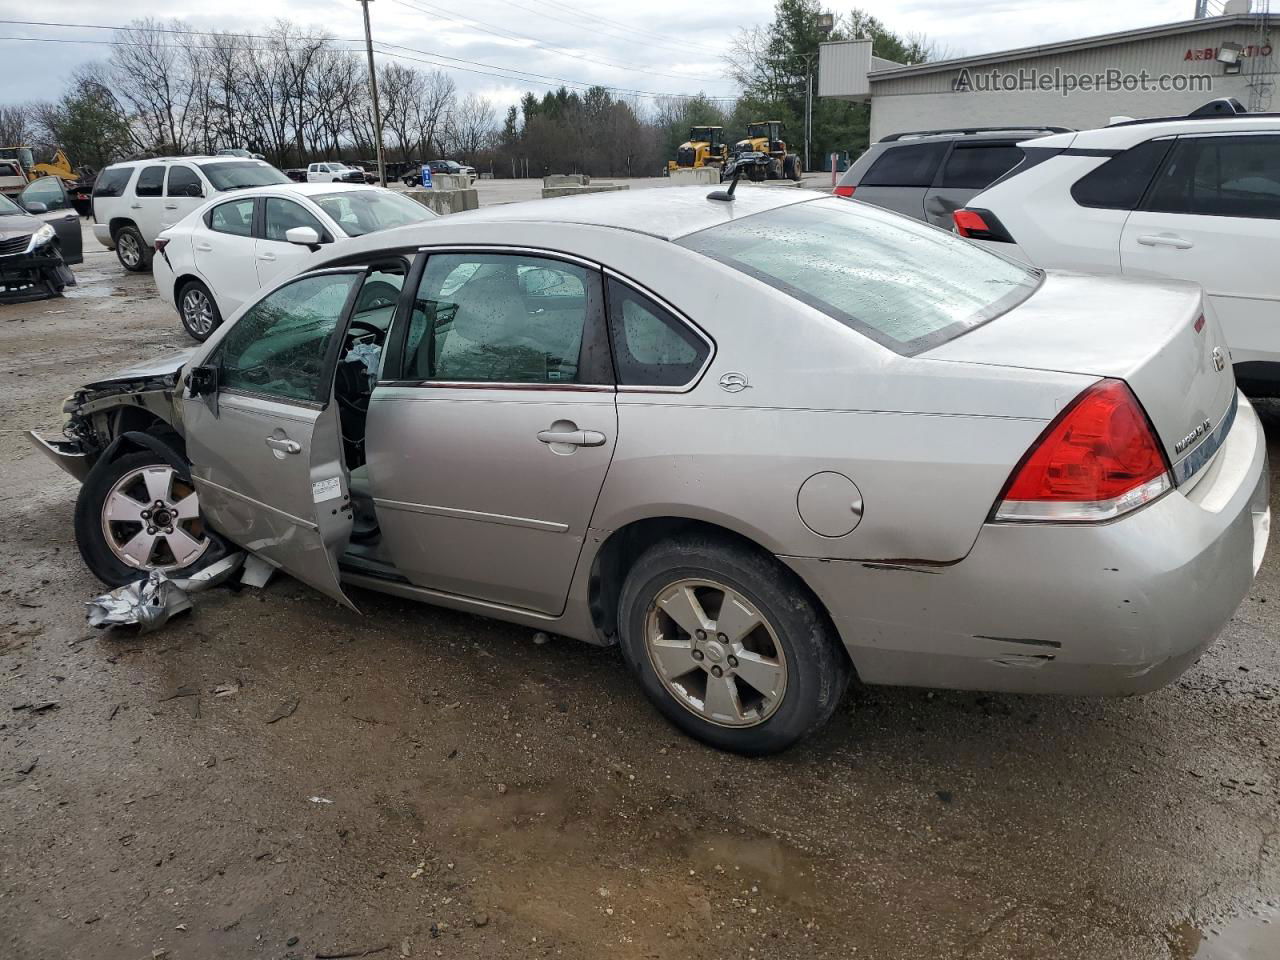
(100, 465), (209, 572)
(645, 578), (788, 728)
(181, 288), (215, 337)
(117, 233), (141, 268)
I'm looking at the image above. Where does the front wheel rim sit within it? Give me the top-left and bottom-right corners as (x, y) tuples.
(101, 465), (210, 572)
(181, 288), (214, 335)
(645, 578), (788, 728)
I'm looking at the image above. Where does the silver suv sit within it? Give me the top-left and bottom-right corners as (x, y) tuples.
(834, 126), (1070, 227)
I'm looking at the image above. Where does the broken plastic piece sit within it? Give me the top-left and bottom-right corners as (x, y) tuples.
(86, 553), (244, 633)
(240, 553), (277, 589)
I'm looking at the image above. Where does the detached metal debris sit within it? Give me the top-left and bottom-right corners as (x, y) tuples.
(86, 553), (245, 633)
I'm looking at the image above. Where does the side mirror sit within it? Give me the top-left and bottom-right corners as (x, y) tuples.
(185, 183), (204, 198)
(188, 364), (219, 398)
(285, 226), (322, 249)
(24, 201), (48, 214)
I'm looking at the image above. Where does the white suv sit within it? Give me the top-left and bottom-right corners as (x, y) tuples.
(957, 99), (1280, 394)
(91, 156), (290, 271)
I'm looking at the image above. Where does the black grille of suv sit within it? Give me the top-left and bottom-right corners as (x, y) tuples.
(0, 234), (31, 257)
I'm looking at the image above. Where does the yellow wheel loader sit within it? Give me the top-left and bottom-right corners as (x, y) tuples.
(668, 126), (728, 174)
(723, 121), (801, 182)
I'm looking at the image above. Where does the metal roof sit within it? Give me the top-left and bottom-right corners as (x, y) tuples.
(868, 13), (1278, 81)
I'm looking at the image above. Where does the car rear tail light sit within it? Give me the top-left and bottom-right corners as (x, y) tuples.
(833, 185), (855, 198)
(154, 238), (169, 254)
(992, 379), (1172, 523)
(953, 207), (1015, 243)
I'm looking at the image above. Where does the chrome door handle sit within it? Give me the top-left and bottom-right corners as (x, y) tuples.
(1136, 234), (1193, 249)
(164, 203), (178, 210)
(265, 437), (301, 455)
(537, 429), (607, 447)
(63, 213), (77, 221)
(129, 203), (142, 209)
(195, 243), (213, 252)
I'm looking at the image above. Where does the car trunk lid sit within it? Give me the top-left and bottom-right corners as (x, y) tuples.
(922, 271), (1237, 479)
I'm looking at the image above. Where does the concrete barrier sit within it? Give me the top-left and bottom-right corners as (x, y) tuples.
(541, 183), (630, 199)
(542, 173), (590, 188)
(405, 187), (479, 215)
(669, 167), (720, 185)
(431, 173), (471, 191)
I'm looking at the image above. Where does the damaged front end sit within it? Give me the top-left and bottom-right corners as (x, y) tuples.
(27, 350), (194, 483)
(0, 229), (76, 304)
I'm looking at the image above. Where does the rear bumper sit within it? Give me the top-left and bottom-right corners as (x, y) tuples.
(92, 223), (112, 249)
(785, 392), (1270, 696)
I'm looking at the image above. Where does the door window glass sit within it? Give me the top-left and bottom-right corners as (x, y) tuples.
(215, 273), (359, 403)
(1071, 139), (1173, 209)
(264, 197), (326, 241)
(166, 165), (202, 198)
(860, 141), (948, 187)
(21, 176), (68, 211)
(1145, 135), (1280, 220)
(207, 198), (256, 237)
(134, 165), (165, 197)
(401, 253), (597, 384)
(606, 280), (708, 387)
(92, 166), (133, 198)
(939, 144), (1024, 189)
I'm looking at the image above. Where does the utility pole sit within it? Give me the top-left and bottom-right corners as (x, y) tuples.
(358, 0), (387, 187)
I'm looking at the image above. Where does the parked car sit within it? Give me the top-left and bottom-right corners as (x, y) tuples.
(217, 148), (266, 160)
(833, 125), (1070, 227)
(29, 186), (1268, 754)
(284, 168), (309, 183)
(955, 99), (1280, 394)
(307, 162), (365, 184)
(401, 160), (475, 186)
(153, 183), (437, 339)
(0, 158), (27, 197)
(0, 187), (80, 302)
(11, 175), (83, 260)
(91, 156), (292, 272)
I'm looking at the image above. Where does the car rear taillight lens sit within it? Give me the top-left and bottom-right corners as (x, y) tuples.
(992, 379), (1172, 522)
(154, 238), (169, 254)
(833, 185), (855, 198)
(953, 207), (1015, 243)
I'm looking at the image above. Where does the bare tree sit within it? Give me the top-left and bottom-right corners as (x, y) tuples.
(442, 93), (496, 159)
(107, 19), (203, 153)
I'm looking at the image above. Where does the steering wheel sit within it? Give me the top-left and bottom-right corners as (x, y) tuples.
(356, 280), (400, 314)
(346, 319), (387, 346)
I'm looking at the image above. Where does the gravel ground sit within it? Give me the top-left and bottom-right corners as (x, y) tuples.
(1, 222), (1278, 960)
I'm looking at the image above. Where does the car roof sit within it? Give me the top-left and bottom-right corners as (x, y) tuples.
(105, 156), (274, 168)
(205, 182), (376, 199)
(1027, 114), (1280, 150)
(401, 184), (819, 241)
(879, 127), (1069, 143)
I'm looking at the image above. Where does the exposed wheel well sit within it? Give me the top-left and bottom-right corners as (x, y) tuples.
(107, 217), (137, 242)
(174, 273), (204, 301)
(586, 517), (845, 663)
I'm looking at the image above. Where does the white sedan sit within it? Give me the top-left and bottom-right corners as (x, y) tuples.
(154, 183), (436, 340)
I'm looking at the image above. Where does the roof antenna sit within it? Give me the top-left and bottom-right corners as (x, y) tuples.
(707, 164), (742, 202)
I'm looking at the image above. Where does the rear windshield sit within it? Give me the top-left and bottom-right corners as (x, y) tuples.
(313, 189), (434, 236)
(676, 198), (1041, 355)
(93, 166), (133, 198)
(198, 161), (290, 191)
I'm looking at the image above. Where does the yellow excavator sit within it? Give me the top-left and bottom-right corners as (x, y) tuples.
(668, 126), (728, 174)
(0, 147), (82, 182)
(723, 121), (801, 182)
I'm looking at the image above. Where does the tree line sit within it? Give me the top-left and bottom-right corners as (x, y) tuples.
(0, 3), (934, 178)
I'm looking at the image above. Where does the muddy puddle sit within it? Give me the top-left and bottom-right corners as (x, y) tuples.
(686, 834), (822, 905)
(1172, 905), (1279, 959)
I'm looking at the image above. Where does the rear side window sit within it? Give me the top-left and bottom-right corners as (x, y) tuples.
(1071, 139), (1173, 209)
(939, 144), (1025, 189)
(166, 165), (202, 198)
(207, 198), (256, 237)
(134, 165), (165, 197)
(606, 279), (709, 387)
(677, 198), (1041, 355)
(859, 141), (948, 187)
(93, 167), (133, 198)
(1144, 135), (1280, 220)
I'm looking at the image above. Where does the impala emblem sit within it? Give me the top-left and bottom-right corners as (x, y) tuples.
(1212, 347), (1226, 372)
(719, 372), (750, 393)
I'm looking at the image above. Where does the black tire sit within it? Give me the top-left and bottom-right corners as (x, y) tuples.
(783, 155), (801, 181)
(75, 448), (222, 587)
(114, 224), (151, 272)
(617, 534), (849, 755)
(177, 278), (222, 342)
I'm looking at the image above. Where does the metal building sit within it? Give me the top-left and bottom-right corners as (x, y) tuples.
(820, 5), (1277, 142)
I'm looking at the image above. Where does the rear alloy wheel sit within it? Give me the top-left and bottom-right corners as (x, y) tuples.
(75, 450), (214, 586)
(114, 225), (151, 272)
(178, 280), (222, 341)
(618, 536), (849, 754)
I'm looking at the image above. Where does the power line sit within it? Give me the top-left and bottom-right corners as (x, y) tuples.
(389, 0), (732, 84)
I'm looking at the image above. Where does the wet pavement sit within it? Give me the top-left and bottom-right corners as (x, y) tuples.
(1, 225), (1279, 960)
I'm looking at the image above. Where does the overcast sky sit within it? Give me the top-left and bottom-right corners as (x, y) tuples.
(0, 0), (1198, 108)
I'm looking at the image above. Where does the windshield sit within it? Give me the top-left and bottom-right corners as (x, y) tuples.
(313, 189), (435, 237)
(198, 161), (290, 191)
(0, 193), (23, 216)
(676, 198), (1041, 355)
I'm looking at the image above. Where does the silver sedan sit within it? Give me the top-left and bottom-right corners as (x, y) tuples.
(31, 185), (1271, 754)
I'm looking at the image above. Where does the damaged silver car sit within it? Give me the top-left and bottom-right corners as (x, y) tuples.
(30, 187), (1270, 754)
(0, 187), (80, 302)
